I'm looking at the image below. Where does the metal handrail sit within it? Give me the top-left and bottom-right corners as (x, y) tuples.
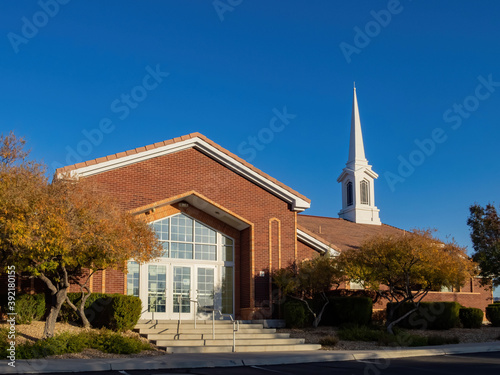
(141, 298), (157, 324)
(209, 308), (238, 352)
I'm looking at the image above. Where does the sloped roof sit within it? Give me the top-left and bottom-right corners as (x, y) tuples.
(297, 214), (404, 252)
(56, 132), (311, 211)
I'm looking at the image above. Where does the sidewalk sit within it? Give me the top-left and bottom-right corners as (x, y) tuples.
(2, 342), (500, 374)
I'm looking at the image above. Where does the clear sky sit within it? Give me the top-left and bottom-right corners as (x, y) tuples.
(1, 1), (499, 297)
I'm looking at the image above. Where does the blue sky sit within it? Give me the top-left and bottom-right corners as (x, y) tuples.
(1, 1), (499, 296)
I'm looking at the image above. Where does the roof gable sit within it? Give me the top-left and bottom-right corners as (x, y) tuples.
(56, 132), (311, 211)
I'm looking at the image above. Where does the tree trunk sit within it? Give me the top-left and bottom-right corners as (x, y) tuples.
(386, 303), (420, 335)
(43, 286), (68, 339)
(65, 291), (91, 329)
(39, 267), (70, 339)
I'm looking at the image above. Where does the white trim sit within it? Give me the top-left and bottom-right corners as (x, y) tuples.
(297, 228), (340, 256)
(59, 137), (310, 212)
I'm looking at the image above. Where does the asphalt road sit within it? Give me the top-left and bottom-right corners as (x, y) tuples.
(40, 352), (500, 375)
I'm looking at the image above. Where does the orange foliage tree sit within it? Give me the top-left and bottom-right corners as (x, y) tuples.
(337, 229), (476, 334)
(0, 133), (162, 338)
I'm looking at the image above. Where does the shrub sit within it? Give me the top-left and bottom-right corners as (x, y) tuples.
(319, 335), (339, 347)
(284, 300), (309, 328)
(486, 304), (500, 327)
(320, 297), (373, 327)
(387, 302), (461, 330)
(14, 294), (45, 324)
(107, 294), (142, 332)
(459, 307), (484, 329)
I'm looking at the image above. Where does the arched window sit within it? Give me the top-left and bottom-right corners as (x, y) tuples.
(346, 181), (353, 206)
(360, 180), (369, 205)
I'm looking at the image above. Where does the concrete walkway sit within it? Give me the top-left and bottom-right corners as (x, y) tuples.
(1, 342), (500, 374)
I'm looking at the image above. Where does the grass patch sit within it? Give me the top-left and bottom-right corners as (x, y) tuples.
(336, 324), (460, 347)
(318, 335), (339, 347)
(11, 329), (152, 359)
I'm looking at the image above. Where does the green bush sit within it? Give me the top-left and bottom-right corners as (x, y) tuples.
(14, 294), (45, 324)
(283, 300), (309, 328)
(486, 304), (500, 327)
(459, 308), (484, 329)
(321, 297), (373, 327)
(387, 302), (461, 330)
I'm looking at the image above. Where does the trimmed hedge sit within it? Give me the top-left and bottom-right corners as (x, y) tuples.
(486, 304), (500, 327)
(459, 307), (484, 328)
(283, 297), (372, 328)
(283, 300), (309, 328)
(320, 297), (373, 327)
(387, 302), (461, 330)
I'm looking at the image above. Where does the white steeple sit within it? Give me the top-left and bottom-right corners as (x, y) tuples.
(337, 86), (381, 225)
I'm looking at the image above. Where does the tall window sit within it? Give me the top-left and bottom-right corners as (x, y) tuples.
(152, 214), (224, 261)
(127, 261), (140, 297)
(346, 181), (353, 206)
(360, 180), (369, 205)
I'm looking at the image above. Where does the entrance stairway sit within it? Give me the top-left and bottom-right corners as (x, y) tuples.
(135, 319), (321, 353)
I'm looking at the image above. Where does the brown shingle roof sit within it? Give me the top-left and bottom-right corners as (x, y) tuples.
(297, 214), (405, 252)
(56, 132), (310, 204)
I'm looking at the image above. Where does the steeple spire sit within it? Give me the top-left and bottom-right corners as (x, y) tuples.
(337, 86), (381, 225)
(347, 86), (367, 166)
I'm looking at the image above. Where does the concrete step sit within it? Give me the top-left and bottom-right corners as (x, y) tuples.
(153, 338), (305, 347)
(161, 344), (322, 353)
(136, 327), (275, 334)
(143, 332), (291, 340)
(135, 322), (264, 329)
(136, 320), (237, 327)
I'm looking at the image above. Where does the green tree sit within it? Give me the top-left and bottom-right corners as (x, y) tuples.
(0, 133), (162, 338)
(467, 203), (500, 287)
(338, 229), (476, 334)
(273, 255), (344, 327)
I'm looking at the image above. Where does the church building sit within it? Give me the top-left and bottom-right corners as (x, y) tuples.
(55, 88), (493, 320)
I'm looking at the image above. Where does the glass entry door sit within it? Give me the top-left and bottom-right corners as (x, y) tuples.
(141, 263), (222, 320)
(196, 266), (216, 318)
(172, 266), (192, 319)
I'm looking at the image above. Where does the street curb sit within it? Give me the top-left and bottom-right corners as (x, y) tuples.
(1, 343), (500, 373)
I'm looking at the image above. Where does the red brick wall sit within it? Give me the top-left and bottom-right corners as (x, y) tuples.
(84, 148), (298, 318)
(296, 240), (320, 260)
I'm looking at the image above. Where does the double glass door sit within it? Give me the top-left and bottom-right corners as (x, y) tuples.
(145, 263), (217, 320)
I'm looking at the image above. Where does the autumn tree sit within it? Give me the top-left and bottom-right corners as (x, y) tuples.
(337, 229), (476, 334)
(0, 133), (163, 338)
(467, 203), (500, 287)
(273, 255), (344, 327)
